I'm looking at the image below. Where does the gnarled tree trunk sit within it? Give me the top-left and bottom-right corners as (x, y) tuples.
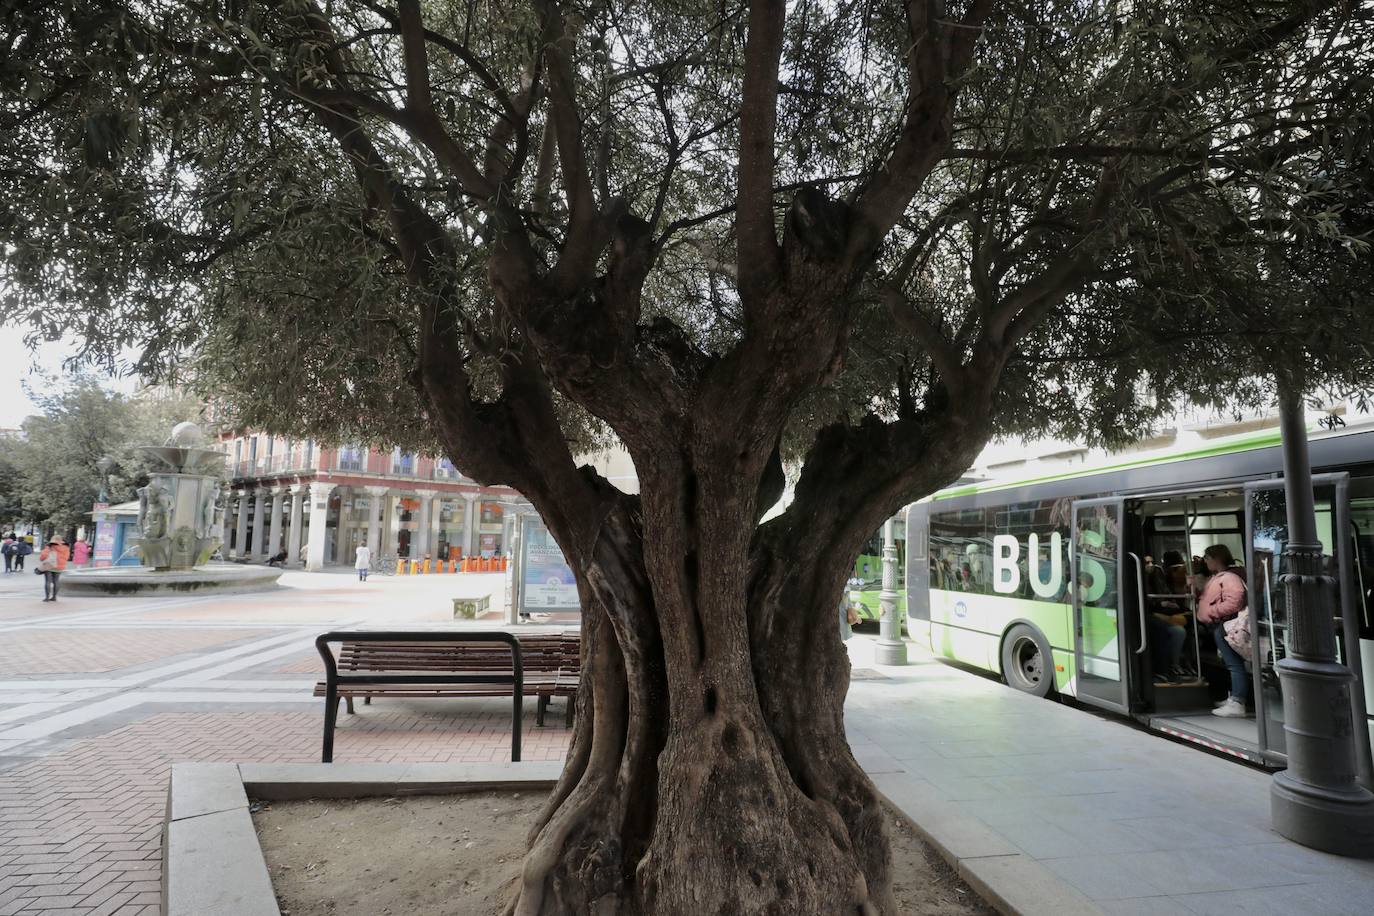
(495, 412), (990, 915)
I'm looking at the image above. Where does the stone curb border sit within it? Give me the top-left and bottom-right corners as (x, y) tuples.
(873, 773), (1104, 916)
(164, 761), (1098, 915)
(162, 761), (561, 916)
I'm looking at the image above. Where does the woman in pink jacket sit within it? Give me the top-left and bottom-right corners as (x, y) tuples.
(38, 536), (71, 602)
(1194, 544), (1249, 718)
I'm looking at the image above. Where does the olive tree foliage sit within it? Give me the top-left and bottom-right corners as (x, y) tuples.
(3, 1), (1374, 913)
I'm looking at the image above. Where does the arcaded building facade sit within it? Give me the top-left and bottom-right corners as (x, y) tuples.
(219, 433), (526, 570)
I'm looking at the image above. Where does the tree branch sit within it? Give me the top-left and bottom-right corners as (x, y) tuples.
(845, 0), (992, 267)
(735, 0), (786, 298)
(884, 288), (964, 388)
(535, 0), (600, 295)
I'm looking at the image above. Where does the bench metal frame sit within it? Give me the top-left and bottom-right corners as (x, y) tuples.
(314, 630), (524, 763)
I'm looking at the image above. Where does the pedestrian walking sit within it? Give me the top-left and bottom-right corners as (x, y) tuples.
(71, 537), (91, 567)
(2, 533), (13, 573)
(37, 536), (70, 602)
(840, 593), (860, 642)
(14, 536), (32, 571)
(355, 543), (371, 581)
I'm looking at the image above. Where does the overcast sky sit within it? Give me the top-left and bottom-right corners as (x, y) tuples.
(0, 331), (137, 428)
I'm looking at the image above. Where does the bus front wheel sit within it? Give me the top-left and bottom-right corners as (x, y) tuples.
(1001, 625), (1054, 698)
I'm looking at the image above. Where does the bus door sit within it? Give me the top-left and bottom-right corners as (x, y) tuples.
(1071, 498), (1135, 714)
(1244, 474), (1374, 783)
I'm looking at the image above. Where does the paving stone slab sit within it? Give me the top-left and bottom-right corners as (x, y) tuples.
(959, 854), (1103, 916)
(239, 760), (562, 799)
(166, 762), (247, 822)
(874, 773), (1020, 861)
(163, 808), (277, 916)
(873, 772), (1102, 915)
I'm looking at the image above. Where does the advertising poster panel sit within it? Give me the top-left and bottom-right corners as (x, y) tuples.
(520, 519), (579, 612)
(93, 520), (116, 568)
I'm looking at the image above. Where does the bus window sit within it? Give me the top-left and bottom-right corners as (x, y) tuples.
(928, 499), (1072, 602)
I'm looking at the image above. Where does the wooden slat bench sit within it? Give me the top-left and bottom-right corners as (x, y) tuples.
(312, 630), (580, 763)
(533, 631), (581, 729)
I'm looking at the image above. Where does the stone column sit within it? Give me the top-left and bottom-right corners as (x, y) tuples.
(501, 504), (516, 556)
(233, 489), (250, 560)
(365, 485), (388, 557)
(287, 484), (307, 563)
(267, 487), (287, 557)
(430, 494), (445, 560)
(463, 497), (478, 555)
(387, 493), (401, 555)
(305, 481), (336, 571)
(251, 489), (269, 559)
(220, 487), (235, 558)
(414, 489), (437, 558)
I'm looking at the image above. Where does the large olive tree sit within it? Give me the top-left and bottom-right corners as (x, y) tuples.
(4, 1), (1372, 912)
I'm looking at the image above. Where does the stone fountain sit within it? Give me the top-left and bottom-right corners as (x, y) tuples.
(64, 422), (284, 596)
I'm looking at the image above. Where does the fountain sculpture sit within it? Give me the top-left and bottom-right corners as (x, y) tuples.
(63, 422), (283, 595)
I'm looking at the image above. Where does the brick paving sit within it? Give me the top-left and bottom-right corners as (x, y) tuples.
(0, 710), (570, 914)
(271, 653), (325, 674)
(0, 571), (570, 915)
(0, 629), (270, 676)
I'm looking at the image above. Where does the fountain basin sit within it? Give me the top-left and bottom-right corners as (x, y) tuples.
(61, 563), (284, 596)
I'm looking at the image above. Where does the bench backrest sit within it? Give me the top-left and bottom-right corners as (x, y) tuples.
(331, 632), (577, 674)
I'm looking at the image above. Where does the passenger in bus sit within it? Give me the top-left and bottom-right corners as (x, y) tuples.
(1146, 557), (1188, 682)
(1194, 544), (1250, 718)
(1162, 550), (1190, 596)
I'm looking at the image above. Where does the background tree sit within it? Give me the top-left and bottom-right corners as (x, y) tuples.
(1, 380), (209, 537)
(3, 1), (1373, 912)
(0, 437), (24, 531)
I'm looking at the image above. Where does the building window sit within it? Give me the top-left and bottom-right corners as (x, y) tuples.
(391, 448), (415, 476)
(478, 501), (505, 555)
(337, 445), (364, 472)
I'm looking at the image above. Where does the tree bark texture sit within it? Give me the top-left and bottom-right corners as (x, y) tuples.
(481, 406), (989, 916)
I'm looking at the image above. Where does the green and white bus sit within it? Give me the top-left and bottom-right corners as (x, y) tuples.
(847, 521), (907, 623)
(901, 426), (1374, 771)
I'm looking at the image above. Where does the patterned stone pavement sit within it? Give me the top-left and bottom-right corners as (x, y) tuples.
(0, 569), (571, 915)
(0, 629), (272, 677)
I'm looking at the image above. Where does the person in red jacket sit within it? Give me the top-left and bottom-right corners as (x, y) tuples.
(1194, 544), (1249, 718)
(38, 536), (71, 602)
(71, 538), (91, 567)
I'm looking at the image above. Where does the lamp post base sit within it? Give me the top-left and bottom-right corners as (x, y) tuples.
(1272, 770), (1374, 857)
(873, 637), (908, 666)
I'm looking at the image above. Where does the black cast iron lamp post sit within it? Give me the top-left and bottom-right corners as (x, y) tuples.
(1270, 378), (1374, 855)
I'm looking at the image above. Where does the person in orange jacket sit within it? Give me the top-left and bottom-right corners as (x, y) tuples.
(38, 536), (71, 602)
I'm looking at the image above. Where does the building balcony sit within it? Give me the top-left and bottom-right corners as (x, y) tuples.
(233, 453), (317, 480)
(331, 456), (465, 483)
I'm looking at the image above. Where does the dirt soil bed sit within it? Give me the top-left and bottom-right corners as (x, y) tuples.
(254, 791), (995, 915)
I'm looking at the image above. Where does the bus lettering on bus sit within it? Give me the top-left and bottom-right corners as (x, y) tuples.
(991, 530), (1107, 603)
